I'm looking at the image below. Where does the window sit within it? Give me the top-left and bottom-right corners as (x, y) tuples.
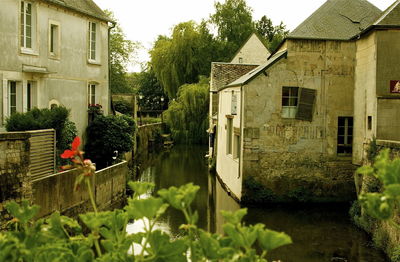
(9, 81), (17, 115)
(49, 23), (60, 57)
(226, 117), (233, 155)
(231, 91), (237, 115)
(27, 81), (32, 111)
(20, 1), (33, 49)
(239, 57), (243, 64)
(368, 116), (372, 130)
(89, 22), (97, 61)
(282, 86), (298, 118)
(88, 84), (96, 105)
(233, 133), (240, 159)
(337, 117), (353, 155)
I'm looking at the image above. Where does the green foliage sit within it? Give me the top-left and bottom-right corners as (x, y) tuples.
(131, 69), (168, 110)
(0, 182), (292, 262)
(255, 16), (289, 52)
(391, 246), (400, 262)
(164, 79), (209, 144)
(105, 10), (140, 94)
(5, 107), (74, 155)
(358, 149), (400, 225)
(210, 0), (254, 56)
(150, 22), (217, 98)
(114, 100), (134, 116)
(85, 115), (135, 169)
(367, 136), (379, 163)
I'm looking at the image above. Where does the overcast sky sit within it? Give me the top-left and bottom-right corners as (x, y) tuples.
(94, 0), (395, 72)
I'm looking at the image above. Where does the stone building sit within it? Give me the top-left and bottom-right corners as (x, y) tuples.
(0, 0), (111, 136)
(213, 0), (400, 202)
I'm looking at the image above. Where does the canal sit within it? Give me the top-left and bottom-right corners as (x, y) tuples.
(131, 144), (389, 262)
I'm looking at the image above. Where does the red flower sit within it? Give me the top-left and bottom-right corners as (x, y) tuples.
(61, 137), (81, 159)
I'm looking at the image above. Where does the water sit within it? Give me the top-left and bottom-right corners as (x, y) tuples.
(131, 144), (389, 262)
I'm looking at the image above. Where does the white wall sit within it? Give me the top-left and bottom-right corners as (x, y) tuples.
(216, 86), (242, 199)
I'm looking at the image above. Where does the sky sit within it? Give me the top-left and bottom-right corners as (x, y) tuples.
(94, 0), (395, 72)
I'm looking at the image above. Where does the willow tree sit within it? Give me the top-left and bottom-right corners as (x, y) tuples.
(164, 77), (209, 144)
(150, 21), (216, 98)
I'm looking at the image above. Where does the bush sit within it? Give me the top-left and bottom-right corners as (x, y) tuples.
(6, 107), (70, 150)
(57, 120), (78, 166)
(85, 115), (135, 169)
(114, 100), (133, 116)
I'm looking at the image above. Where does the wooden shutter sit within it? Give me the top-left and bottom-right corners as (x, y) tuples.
(296, 88), (316, 121)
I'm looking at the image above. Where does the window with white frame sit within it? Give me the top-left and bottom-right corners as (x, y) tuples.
(88, 84), (96, 105)
(281, 86), (299, 118)
(9, 81), (17, 115)
(49, 22), (60, 57)
(88, 22), (97, 61)
(20, 1), (35, 51)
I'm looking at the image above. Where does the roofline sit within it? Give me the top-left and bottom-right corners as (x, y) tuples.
(221, 50), (287, 90)
(228, 32), (270, 62)
(351, 24), (400, 40)
(40, 0), (114, 23)
(211, 61), (260, 66)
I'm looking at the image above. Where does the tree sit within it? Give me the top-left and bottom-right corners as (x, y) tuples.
(255, 16), (289, 52)
(164, 77), (210, 144)
(131, 68), (168, 111)
(105, 10), (140, 94)
(150, 21), (216, 98)
(210, 0), (254, 59)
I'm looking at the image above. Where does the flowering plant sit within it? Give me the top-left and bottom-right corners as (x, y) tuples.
(87, 104), (103, 114)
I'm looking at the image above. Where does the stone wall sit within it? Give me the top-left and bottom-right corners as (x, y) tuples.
(31, 161), (128, 219)
(0, 132), (31, 221)
(136, 123), (163, 156)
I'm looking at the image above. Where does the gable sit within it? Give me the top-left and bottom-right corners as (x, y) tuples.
(374, 0), (400, 26)
(230, 33), (271, 64)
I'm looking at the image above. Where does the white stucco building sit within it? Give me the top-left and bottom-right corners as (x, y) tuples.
(0, 0), (111, 135)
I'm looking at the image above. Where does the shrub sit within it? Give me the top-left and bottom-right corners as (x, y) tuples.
(114, 100), (133, 116)
(57, 120), (78, 166)
(85, 115), (135, 169)
(6, 106), (71, 150)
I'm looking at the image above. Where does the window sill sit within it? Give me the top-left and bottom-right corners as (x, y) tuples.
(48, 54), (60, 60)
(20, 48), (39, 56)
(87, 59), (101, 66)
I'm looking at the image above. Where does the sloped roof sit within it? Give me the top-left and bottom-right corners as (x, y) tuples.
(210, 63), (259, 92)
(288, 0), (382, 40)
(373, 0), (400, 26)
(224, 50), (287, 89)
(42, 0), (111, 22)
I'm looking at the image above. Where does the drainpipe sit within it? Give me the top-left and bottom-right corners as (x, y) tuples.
(108, 21), (116, 115)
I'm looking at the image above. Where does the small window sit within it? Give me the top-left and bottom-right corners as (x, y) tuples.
(20, 1), (33, 49)
(9, 81), (17, 115)
(226, 117), (233, 155)
(27, 81), (32, 111)
(368, 116), (372, 130)
(233, 134), (240, 159)
(337, 117), (353, 155)
(231, 91), (237, 115)
(282, 86), (298, 118)
(49, 23), (59, 57)
(89, 22), (97, 61)
(88, 84), (96, 105)
(239, 57), (243, 64)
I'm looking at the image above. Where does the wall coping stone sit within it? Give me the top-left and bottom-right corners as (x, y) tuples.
(377, 139), (400, 149)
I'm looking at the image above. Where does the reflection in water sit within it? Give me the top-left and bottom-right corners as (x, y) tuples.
(132, 145), (389, 262)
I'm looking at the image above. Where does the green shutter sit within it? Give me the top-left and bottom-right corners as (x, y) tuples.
(296, 88), (316, 121)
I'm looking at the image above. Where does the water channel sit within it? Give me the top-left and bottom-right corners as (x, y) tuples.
(130, 144), (389, 262)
